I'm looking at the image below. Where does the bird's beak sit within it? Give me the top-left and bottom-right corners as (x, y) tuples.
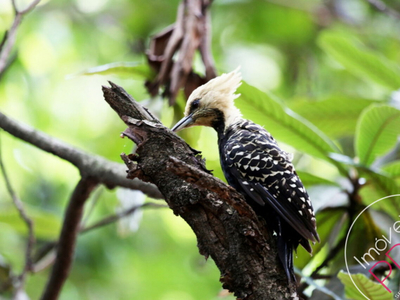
(171, 113), (194, 132)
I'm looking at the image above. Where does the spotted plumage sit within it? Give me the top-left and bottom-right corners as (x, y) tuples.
(219, 119), (319, 280)
(172, 69), (319, 282)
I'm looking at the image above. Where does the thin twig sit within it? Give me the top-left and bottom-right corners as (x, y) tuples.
(33, 250), (56, 274)
(11, 0), (18, 14)
(32, 202), (167, 274)
(0, 52), (17, 81)
(0, 31), (8, 52)
(80, 185), (103, 227)
(18, 0), (42, 15)
(80, 202), (167, 234)
(40, 177), (98, 300)
(0, 0), (42, 75)
(0, 132), (35, 295)
(365, 0), (400, 19)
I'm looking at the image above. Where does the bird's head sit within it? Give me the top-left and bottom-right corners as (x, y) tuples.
(172, 69), (242, 132)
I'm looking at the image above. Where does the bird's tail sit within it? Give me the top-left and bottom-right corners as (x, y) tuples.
(277, 234), (296, 283)
(264, 211), (300, 283)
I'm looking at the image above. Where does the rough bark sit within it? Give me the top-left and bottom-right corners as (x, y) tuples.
(103, 82), (298, 300)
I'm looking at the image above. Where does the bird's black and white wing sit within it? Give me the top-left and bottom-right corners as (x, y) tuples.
(221, 120), (320, 248)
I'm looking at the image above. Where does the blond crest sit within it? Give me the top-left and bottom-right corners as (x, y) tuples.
(185, 68), (243, 124)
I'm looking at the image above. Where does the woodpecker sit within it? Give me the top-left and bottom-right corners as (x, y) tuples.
(171, 69), (319, 282)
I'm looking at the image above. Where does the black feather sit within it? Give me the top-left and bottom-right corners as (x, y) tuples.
(217, 119), (319, 282)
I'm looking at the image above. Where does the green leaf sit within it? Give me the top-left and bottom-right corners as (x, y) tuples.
(363, 168), (399, 197)
(355, 104), (400, 166)
(358, 168), (400, 216)
(0, 206), (61, 239)
(237, 82), (347, 173)
(329, 153), (357, 166)
(289, 97), (380, 138)
(318, 31), (400, 90)
(382, 160), (400, 178)
(296, 171), (338, 187)
(74, 62), (155, 80)
(338, 271), (392, 300)
(327, 153), (400, 211)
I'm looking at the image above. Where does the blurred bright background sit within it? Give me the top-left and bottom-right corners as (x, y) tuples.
(1, 0), (400, 299)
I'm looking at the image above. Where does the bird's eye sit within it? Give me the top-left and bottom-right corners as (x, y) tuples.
(191, 99), (200, 111)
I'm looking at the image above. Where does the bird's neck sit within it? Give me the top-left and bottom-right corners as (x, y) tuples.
(210, 109), (225, 136)
(211, 107), (243, 137)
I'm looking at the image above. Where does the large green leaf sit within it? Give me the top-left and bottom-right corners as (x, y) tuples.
(296, 171), (338, 187)
(289, 97), (380, 138)
(355, 104), (400, 166)
(74, 62), (155, 80)
(382, 160), (400, 178)
(358, 168), (400, 218)
(338, 271), (392, 300)
(318, 31), (400, 90)
(237, 82), (346, 173)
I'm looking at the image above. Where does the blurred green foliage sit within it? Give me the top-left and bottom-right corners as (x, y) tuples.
(338, 271), (392, 300)
(1, 0), (400, 299)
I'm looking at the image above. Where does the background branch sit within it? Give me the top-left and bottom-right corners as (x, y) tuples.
(31, 202), (167, 274)
(145, 0), (216, 104)
(0, 0), (41, 75)
(80, 202), (167, 234)
(0, 112), (163, 199)
(365, 0), (400, 19)
(0, 133), (35, 297)
(40, 177), (98, 300)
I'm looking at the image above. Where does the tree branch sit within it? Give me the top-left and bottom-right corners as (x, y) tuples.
(40, 177), (98, 300)
(0, 0), (41, 75)
(145, 0), (217, 104)
(0, 111), (163, 199)
(365, 0), (400, 19)
(31, 202), (166, 275)
(80, 202), (167, 234)
(103, 82), (298, 300)
(0, 133), (35, 296)
(199, 9), (217, 81)
(15, 0), (42, 15)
